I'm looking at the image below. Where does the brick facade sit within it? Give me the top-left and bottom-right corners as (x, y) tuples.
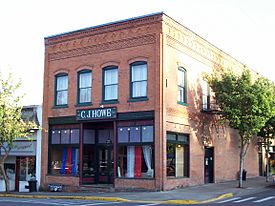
(42, 12), (259, 191)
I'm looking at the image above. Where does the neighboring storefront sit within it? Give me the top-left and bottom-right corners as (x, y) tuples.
(42, 13), (259, 191)
(0, 105), (42, 192)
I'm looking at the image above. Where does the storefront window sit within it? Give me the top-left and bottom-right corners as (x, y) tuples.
(0, 164), (15, 181)
(49, 128), (80, 176)
(19, 157), (36, 181)
(117, 125), (154, 178)
(167, 132), (189, 178)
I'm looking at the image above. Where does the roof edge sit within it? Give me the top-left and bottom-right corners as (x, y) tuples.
(45, 12), (164, 40)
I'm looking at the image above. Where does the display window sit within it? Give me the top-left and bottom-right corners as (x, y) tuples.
(49, 128), (80, 176)
(166, 132), (189, 178)
(117, 125), (154, 178)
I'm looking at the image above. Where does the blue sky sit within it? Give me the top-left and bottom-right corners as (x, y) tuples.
(0, 0), (274, 105)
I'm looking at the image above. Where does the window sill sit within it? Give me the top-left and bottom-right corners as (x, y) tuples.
(75, 103), (92, 107)
(101, 100), (119, 105)
(128, 97), (149, 102)
(52, 105), (68, 109)
(167, 176), (189, 179)
(177, 101), (188, 106)
(116, 177), (154, 180)
(46, 174), (79, 177)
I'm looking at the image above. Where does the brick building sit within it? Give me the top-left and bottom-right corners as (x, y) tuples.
(42, 12), (259, 191)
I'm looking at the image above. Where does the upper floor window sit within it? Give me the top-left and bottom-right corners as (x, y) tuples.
(78, 70), (92, 104)
(178, 67), (187, 104)
(55, 73), (68, 106)
(103, 66), (118, 101)
(130, 61), (147, 99)
(202, 80), (210, 111)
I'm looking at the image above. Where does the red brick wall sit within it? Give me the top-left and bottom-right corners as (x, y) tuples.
(161, 15), (259, 190)
(42, 14), (163, 190)
(42, 13), (259, 191)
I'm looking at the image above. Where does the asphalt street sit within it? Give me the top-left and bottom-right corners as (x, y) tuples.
(0, 198), (175, 206)
(1, 189), (275, 206)
(203, 188), (275, 206)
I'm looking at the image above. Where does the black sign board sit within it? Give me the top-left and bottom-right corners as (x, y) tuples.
(76, 107), (117, 121)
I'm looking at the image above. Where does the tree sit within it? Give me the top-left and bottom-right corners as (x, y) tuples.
(258, 116), (275, 182)
(205, 69), (275, 188)
(0, 73), (37, 193)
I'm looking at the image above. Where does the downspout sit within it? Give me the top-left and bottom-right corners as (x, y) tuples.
(160, 24), (165, 191)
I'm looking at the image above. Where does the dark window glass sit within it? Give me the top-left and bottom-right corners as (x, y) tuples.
(130, 127), (141, 142)
(178, 134), (188, 143)
(71, 129), (80, 144)
(98, 129), (113, 144)
(83, 129), (95, 144)
(51, 130), (61, 144)
(167, 133), (176, 141)
(141, 126), (153, 142)
(61, 129), (70, 144)
(118, 127), (129, 143)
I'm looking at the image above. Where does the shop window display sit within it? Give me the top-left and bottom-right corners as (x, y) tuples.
(117, 125), (154, 178)
(50, 129), (80, 176)
(166, 132), (189, 177)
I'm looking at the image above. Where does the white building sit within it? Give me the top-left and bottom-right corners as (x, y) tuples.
(0, 105), (42, 192)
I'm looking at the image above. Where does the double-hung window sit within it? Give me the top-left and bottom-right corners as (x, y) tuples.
(202, 80), (210, 111)
(55, 74), (68, 106)
(178, 67), (187, 104)
(103, 66), (118, 102)
(78, 70), (92, 104)
(130, 62), (147, 99)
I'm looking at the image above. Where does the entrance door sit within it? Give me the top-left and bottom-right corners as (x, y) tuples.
(82, 128), (114, 185)
(204, 147), (214, 183)
(97, 146), (114, 184)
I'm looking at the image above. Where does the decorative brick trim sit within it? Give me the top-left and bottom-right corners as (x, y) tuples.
(49, 35), (156, 61)
(45, 14), (162, 46)
(164, 16), (244, 70)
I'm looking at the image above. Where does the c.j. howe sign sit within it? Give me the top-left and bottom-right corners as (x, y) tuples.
(76, 107), (117, 121)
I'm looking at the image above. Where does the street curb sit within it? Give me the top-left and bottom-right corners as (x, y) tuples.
(162, 193), (233, 205)
(0, 192), (233, 205)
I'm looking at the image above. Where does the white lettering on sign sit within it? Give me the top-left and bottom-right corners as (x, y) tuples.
(77, 107), (116, 120)
(80, 111), (86, 119)
(107, 109), (112, 117)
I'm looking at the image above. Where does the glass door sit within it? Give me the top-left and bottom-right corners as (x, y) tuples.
(82, 129), (96, 184)
(98, 146), (114, 184)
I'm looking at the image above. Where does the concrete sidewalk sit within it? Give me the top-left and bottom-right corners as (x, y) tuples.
(0, 177), (274, 204)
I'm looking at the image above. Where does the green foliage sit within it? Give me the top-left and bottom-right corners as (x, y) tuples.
(205, 68), (275, 187)
(205, 69), (275, 139)
(258, 116), (275, 140)
(0, 73), (37, 152)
